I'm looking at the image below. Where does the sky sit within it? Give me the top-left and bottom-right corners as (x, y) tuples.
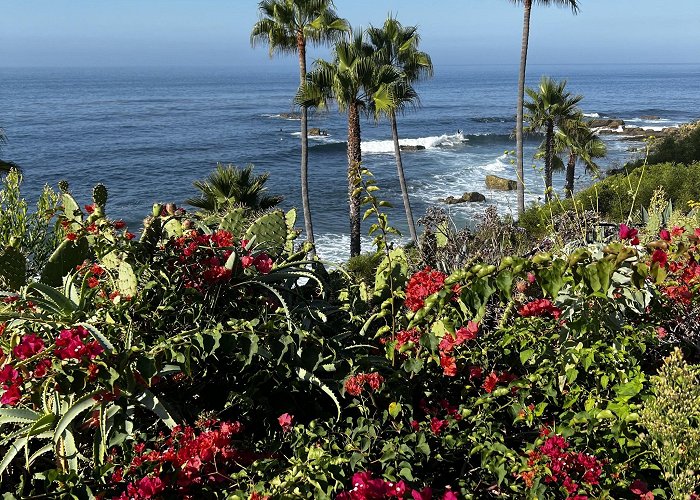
(1, 1), (699, 68)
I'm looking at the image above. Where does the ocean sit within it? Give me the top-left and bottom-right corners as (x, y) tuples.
(2, 63), (699, 261)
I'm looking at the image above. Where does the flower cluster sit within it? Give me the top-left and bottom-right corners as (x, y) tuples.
(111, 420), (254, 499)
(336, 471), (458, 499)
(55, 326), (104, 361)
(438, 322), (478, 377)
(629, 479), (655, 500)
(518, 299), (562, 320)
(412, 399), (462, 436)
(522, 434), (604, 499)
(482, 371), (516, 393)
(344, 372), (384, 396)
(404, 268), (448, 312)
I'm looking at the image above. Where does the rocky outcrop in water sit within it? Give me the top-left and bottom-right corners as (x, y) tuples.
(485, 175), (517, 191)
(441, 192), (486, 204)
(400, 145), (426, 151)
(308, 127), (328, 136)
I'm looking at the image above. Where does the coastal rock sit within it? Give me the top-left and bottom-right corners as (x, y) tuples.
(640, 115), (660, 120)
(485, 175), (517, 191)
(308, 127), (328, 136)
(617, 126), (678, 140)
(400, 145), (426, 151)
(441, 191), (486, 204)
(589, 118), (625, 129)
(279, 112), (301, 120)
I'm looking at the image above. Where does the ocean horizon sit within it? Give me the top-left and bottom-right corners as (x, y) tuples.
(2, 63), (700, 261)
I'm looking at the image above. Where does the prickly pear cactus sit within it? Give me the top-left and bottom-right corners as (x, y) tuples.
(117, 261), (138, 297)
(61, 192), (83, 228)
(245, 210), (287, 257)
(92, 183), (108, 208)
(41, 237), (90, 286)
(58, 180), (70, 193)
(163, 218), (183, 239)
(219, 208), (248, 236)
(0, 246), (27, 291)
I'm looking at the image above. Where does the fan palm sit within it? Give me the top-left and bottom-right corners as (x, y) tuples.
(251, 0), (348, 252)
(524, 77), (582, 201)
(186, 164), (283, 213)
(367, 16), (433, 245)
(557, 114), (607, 197)
(509, 0), (580, 213)
(296, 29), (385, 257)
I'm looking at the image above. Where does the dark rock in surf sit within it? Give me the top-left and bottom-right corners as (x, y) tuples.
(441, 191), (486, 204)
(485, 175), (517, 191)
(400, 145), (426, 151)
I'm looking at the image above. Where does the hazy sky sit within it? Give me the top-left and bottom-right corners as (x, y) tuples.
(1, 1), (698, 68)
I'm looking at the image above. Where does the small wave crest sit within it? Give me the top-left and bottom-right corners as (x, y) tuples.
(583, 112), (600, 118)
(362, 132), (467, 154)
(471, 116), (515, 123)
(483, 153), (510, 172)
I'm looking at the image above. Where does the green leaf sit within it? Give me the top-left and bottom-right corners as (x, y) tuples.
(388, 402), (402, 419)
(296, 368), (341, 420)
(28, 413), (56, 437)
(520, 349), (535, 365)
(136, 389), (178, 429)
(0, 436), (28, 476)
(0, 408), (40, 425)
(54, 392), (99, 443)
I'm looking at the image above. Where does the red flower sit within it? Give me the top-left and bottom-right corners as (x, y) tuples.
(66, 232), (78, 241)
(86, 223), (98, 234)
(619, 224), (639, 245)
(412, 487), (433, 500)
(33, 359), (51, 378)
(443, 491), (459, 500)
(87, 276), (100, 288)
(518, 298), (562, 319)
(651, 249), (668, 267)
(365, 372), (384, 391)
(0, 385), (21, 406)
(659, 228), (671, 241)
(12, 333), (45, 360)
(410, 420), (420, 431)
(114, 219), (126, 230)
(84, 204), (95, 214)
(656, 326), (668, 339)
(671, 226), (685, 237)
(0, 365), (22, 385)
(468, 366), (483, 380)
(440, 354), (457, 377)
(125, 232), (135, 240)
(482, 371), (499, 393)
(430, 417), (449, 435)
(277, 413), (293, 432)
(241, 255), (254, 269)
(254, 253), (273, 274)
(405, 267), (448, 311)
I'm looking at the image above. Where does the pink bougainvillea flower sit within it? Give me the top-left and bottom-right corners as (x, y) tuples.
(443, 491), (459, 500)
(241, 255), (255, 269)
(518, 298), (562, 320)
(440, 354), (457, 377)
(12, 333), (45, 360)
(125, 232), (135, 240)
(659, 228), (671, 241)
(482, 371), (499, 393)
(430, 417), (449, 435)
(0, 384), (22, 406)
(277, 413), (293, 432)
(113, 219), (126, 230)
(468, 366), (483, 380)
(66, 232), (78, 241)
(404, 267), (448, 311)
(619, 223), (639, 244)
(254, 253), (273, 274)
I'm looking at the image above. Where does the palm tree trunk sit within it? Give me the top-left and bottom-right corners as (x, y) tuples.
(390, 111), (417, 245)
(297, 33), (315, 255)
(545, 119), (554, 201)
(516, 0), (532, 215)
(565, 151), (576, 198)
(348, 102), (362, 257)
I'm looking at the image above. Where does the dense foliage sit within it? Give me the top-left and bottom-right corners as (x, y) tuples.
(1, 173), (699, 499)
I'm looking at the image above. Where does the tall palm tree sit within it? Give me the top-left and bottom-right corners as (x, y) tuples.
(187, 163), (283, 213)
(367, 16), (433, 245)
(296, 29), (384, 257)
(251, 0), (349, 252)
(524, 77), (582, 201)
(557, 114), (607, 197)
(509, 0), (580, 213)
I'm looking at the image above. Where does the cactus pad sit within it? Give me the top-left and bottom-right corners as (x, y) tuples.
(92, 183), (109, 208)
(41, 237), (90, 286)
(245, 210), (287, 257)
(0, 247), (27, 291)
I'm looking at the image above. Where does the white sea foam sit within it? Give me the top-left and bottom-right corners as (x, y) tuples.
(583, 112), (600, 118)
(362, 132), (467, 154)
(482, 153), (509, 172)
(314, 233), (408, 263)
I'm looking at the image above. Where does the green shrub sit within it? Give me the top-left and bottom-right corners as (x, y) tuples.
(520, 161), (700, 237)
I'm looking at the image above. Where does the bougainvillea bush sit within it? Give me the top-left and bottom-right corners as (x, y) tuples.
(0, 179), (699, 499)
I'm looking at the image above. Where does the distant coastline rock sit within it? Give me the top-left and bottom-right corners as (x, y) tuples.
(589, 118), (625, 129)
(441, 191), (486, 204)
(485, 175), (517, 191)
(640, 115), (661, 120)
(400, 145), (426, 151)
(279, 112), (301, 120)
(308, 127), (328, 136)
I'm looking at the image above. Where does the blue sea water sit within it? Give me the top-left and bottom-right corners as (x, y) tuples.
(2, 63), (700, 261)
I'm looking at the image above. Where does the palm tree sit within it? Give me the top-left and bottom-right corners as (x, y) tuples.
(367, 16), (433, 245)
(251, 0), (348, 253)
(187, 163), (283, 213)
(524, 77), (582, 201)
(296, 29), (384, 257)
(557, 114), (606, 197)
(509, 0), (580, 213)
